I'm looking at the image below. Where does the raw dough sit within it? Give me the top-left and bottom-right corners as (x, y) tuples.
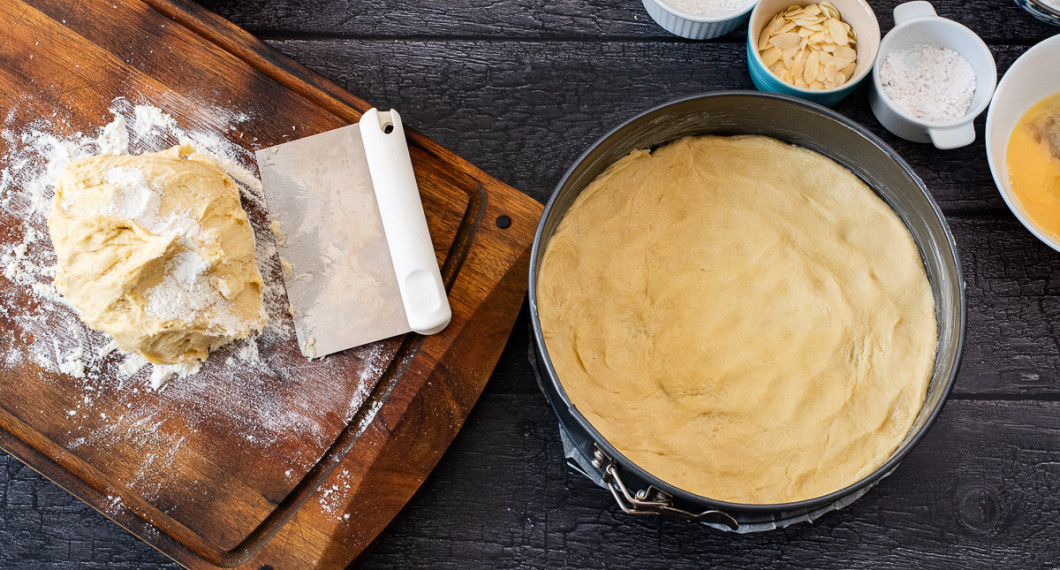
(49, 144), (266, 365)
(537, 135), (937, 504)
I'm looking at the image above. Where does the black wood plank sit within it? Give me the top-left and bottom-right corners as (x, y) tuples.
(6, 388), (1060, 568)
(260, 38), (1033, 212)
(0, 453), (177, 569)
(4, 0), (1060, 566)
(957, 215), (1060, 397)
(358, 391), (1060, 569)
(199, 0), (1059, 44)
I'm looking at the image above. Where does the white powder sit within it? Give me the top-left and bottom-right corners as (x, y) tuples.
(0, 97), (391, 504)
(169, 249), (209, 287)
(878, 44), (976, 123)
(317, 467), (357, 521)
(149, 361), (202, 390)
(145, 250), (245, 336)
(0, 98), (303, 386)
(179, 131), (265, 199)
(119, 351), (149, 377)
(100, 166), (162, 223)
(96, 115), (129, 155)
(94, 160), (247, 339)
(658, 0), (754, 17)
(57, 344), (86, 379)
(133, 104), (179, 139)
(1039, 0), (1060, 11)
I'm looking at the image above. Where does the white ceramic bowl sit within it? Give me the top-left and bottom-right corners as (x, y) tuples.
(1015, 0), (1060, 26)
(642, 0), (758, 39)
(986, 34), (1060, 253)
(868, 1), (996, 150)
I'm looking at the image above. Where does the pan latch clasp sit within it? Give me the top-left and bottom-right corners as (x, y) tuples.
(590, 445), (739, 530)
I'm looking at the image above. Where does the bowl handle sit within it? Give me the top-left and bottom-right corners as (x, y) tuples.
(893, 1), (937, 24)
(928, 123), (976, 150)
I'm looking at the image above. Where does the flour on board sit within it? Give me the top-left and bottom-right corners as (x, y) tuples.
(0, 97), (394, 505)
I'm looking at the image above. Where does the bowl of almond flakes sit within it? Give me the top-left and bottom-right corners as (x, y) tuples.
(746, 0), (880, 106)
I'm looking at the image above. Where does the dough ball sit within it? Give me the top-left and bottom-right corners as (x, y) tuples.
(48, 145), (267, 365)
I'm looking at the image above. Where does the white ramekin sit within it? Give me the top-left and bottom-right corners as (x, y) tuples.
(642, 0), (758, 40)
(868, 1), (996, 150)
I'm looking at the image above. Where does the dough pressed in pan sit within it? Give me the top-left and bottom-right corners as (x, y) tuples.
(537, 135), (937, 504)
(49, 145), (266, 365)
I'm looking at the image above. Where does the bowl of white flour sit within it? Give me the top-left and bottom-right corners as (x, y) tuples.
(868, 1), (996, 149)
(642, 0), (759, 39)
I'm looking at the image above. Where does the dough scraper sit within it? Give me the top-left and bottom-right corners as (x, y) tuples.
(255, 108), (451, 358)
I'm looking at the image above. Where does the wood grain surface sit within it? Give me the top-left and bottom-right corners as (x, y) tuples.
(3, 0), (1060, 568)
(0, 0), (540, 567)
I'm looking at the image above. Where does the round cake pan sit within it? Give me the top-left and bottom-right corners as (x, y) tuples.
(528, 91), (966, 532)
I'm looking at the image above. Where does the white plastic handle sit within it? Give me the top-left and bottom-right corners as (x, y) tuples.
(893, 1), (937, 25)
(359, 108), (452, 335)
(928, 123), (976, 150)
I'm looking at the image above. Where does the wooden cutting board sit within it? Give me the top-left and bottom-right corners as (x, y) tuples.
(0, 0), (542, 567)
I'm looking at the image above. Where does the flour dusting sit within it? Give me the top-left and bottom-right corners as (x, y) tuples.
(0, 97), (394, 512)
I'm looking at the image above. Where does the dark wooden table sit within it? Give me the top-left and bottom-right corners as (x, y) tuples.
(2, 0), (1059, 567)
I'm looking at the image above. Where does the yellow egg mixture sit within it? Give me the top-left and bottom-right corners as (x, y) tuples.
(1007, 93), (1060, 239)
(537, 135), (937, 504)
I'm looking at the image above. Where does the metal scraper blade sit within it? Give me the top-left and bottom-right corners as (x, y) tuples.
(256, 123), (409, 358)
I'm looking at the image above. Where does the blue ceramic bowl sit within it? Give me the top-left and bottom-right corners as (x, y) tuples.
(745, 0), (880, 107)
(1015, 0), (1060, 26)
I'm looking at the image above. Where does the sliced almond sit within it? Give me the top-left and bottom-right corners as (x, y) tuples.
(759, 27), (772, 51)
(769, 16), (785, 34)
(770, 32), (802, 50)
(794, 17), (823, 27)
(840, 62), (856, 78)
(824, 60), (838, 82)
(792, 55), (806, 83)
(804, 50), (820, 83)
(829, 19), (848, 46)
(834, 45), (857, 63)
(761, 46), (783, 67)
(757, 2), (857, 91)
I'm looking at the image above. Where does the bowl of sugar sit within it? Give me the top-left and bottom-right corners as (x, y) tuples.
(868, 1), (997, 149)
(642, 0), (759, 39)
